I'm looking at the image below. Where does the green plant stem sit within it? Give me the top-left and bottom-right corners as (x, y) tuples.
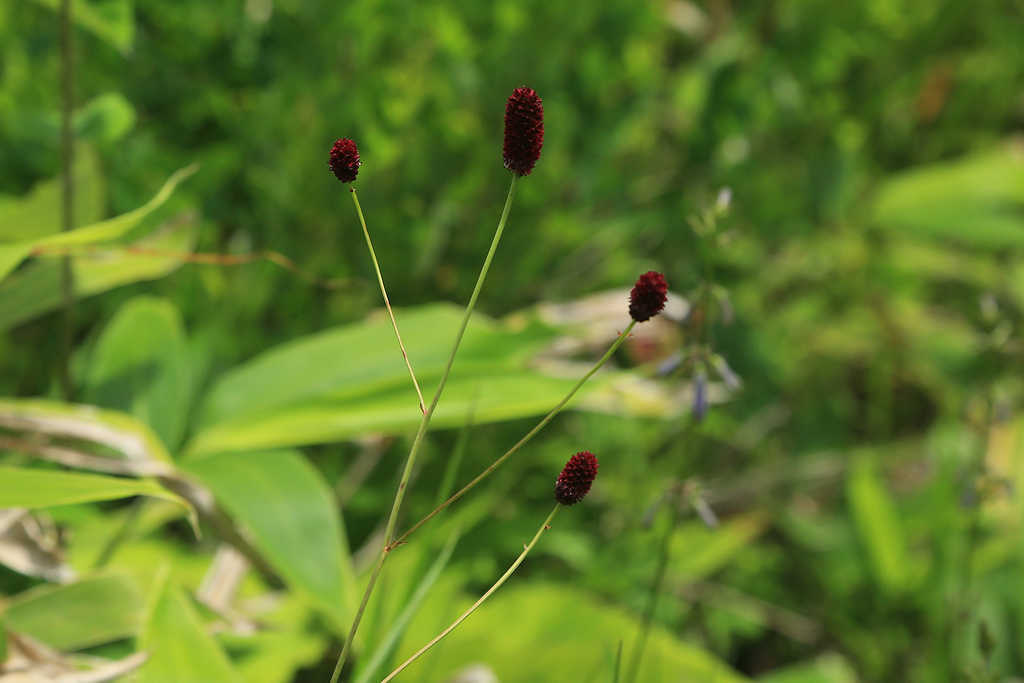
(350, 187), (425, 414)
(625, 493), (681, 683)
(389, 320), (636, 549)
(59, 0), (74, 400)
(381, 504), (560, 682)
(328, 174), (518, 683)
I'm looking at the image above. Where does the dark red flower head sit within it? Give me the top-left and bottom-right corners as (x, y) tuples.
(629, 271), (668, 322)
(555, 451), (598, 505)
(329, 138), (361, 183)
(503, 87), (544, 176)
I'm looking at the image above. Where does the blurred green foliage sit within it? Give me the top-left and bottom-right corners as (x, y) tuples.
(1, 0), (1023, 681)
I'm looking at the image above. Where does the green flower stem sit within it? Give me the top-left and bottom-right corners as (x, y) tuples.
(381, 504), (561, 682)
(329, 174), (518, 683)
(389, 320), (636, 550)
(350, 187), (425, 414)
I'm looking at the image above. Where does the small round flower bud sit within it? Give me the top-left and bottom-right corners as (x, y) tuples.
(629, 271), (668, 322)
(329, 138), (361, 183)
(503, 87), (544, 176)
(555, 451), (598, 505)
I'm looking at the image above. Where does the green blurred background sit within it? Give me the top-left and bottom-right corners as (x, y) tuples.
(1, 0), (1023, 681)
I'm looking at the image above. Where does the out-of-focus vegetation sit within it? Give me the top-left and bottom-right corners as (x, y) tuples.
(2, 0), (1023, 681)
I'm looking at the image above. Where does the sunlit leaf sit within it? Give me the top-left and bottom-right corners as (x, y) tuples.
(0, 217), (199, 331)
(0, 466), (194, 531)
(82, 296), (194, 450)
(399, 582), (748, 681)
(4, 574), (143, 650)
(0, 163), (197, 282)
(182, 450), (356, 630)
(871, 143), (1024, 250)
(138, 569), (242, 683)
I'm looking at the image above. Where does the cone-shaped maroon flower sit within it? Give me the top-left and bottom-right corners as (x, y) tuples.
(329, 138), (361, 183)
(555, 451), (599, 505)
(503, 87), (544, 176)
(629, 271), (668, 322)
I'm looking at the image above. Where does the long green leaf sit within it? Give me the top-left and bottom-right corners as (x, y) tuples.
(0, 163), (197, 282)
(4, 574), (143, 650)
(186, 370), (637, 457)
(399, 583), (748, 682)
(138, 569), (242, 683)
(0, 398), (174, 466)
(182, 450), (356, 630)
(0, 217), (198, 331)
(196, 304), (553, 428)
(871, 144), (1024, 250)
(82, 296), (194, 450)
(0, 466), (194, 529)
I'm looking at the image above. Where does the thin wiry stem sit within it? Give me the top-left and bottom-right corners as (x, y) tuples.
(59, 0), (74, 400)
(389, 320), (636, 550)
(625, 492), (681, 683)
(328, 174), (518, 683)
(382, 505), (560, 682)
(350, 187), (425, 414)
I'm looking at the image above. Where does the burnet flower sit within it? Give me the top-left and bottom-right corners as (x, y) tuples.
(503, 87), (544, 176)
(328, 137), (361, 183)
(629, 271), (668, 322)
(555, 451), (599, 505)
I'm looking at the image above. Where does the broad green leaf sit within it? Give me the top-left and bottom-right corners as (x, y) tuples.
(138, 570), (242, 683)
(847, 455), (911, 593)
(196, 304), (553, 428)
(0, 466), (194, 531)
(182, 450), (355, 630)
(871, 143), (1024, 250)
(0, 145), (105, 242)
(0, 398), (174, 466)
(0, 163), (197, 282)
(187, 370), (630, 456)
(33, 164), (198, 250)
(82, 296), (193, 450)
(0, 216), (199, 331)
(400, 583), (748, 682)
(3, 574), (143, 650)
(27, 0), (135, 52)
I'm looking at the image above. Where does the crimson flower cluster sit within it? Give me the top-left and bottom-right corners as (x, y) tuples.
(503, 87), (544, 176)
(555, 451), (599, 505)
(328, 138), (361, 183)
(629, 271), (669, 322)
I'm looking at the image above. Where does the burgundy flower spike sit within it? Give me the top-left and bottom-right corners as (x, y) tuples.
(503, 87), (544, 176)
(555, 451), (599, 505)
(329, 138), (361, 183)
(629, 271), (668, 322)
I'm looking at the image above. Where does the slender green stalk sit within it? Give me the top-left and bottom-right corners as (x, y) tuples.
(350, 187), (425, 413)
(389, 320), (636, 549)
(59, 0), (74, 400)
(382, 505), (560, 682)
(329, 175), (518, 683)
(625, 492), (681, 683)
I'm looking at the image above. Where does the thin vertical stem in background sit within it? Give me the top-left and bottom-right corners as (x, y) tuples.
(625, 493), (681, 683)
(350, 187), (425, 414)
(59, 0), (75, 400)
(329, 174), (518, 683)
(390, 320), (637, 549)
(381, 504), (561, 682)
